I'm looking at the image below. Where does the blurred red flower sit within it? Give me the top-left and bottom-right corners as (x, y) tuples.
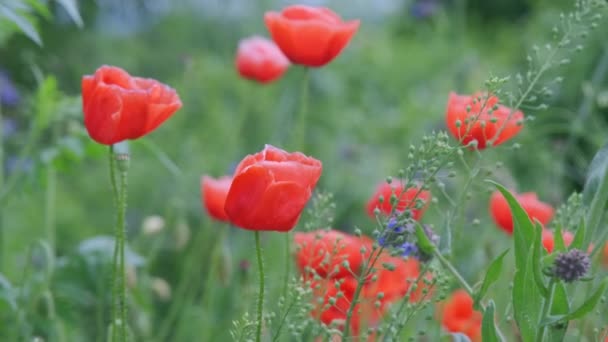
(438, 289), (482, 342)
(224, 144), (322, 231)
(446, 92), (524, 149)
(294, 229), (372, 279)
(82, 65), (182, 145)
(201, 175), (232, 222)
(366, 181), (431, 220)
(297, 229), (432, 337)
(235, 36), (290, 84)
(489, 190), (554, 235)
(603, 243), (608, 267)
(264, 5), (360, 67)
(541, 229), (574, 254)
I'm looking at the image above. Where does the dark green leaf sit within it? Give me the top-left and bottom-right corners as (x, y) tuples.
(482, 300), (503, 342)
(0, 4), (41, 45)
(475, 250), (509, 302)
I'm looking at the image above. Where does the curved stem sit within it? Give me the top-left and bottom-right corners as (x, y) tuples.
(433, 247), (474, 295)
(255, 231), (265, 342)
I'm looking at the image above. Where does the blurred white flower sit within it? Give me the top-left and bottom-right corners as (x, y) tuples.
(142, 215), (165, 235)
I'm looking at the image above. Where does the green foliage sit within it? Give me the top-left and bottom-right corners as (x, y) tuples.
(481, 300), (502, 342)
(1, 0), (608, 341)
(475, 250), (509, 303)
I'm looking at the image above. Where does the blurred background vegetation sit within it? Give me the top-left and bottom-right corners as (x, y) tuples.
(1, 0), (607, 340)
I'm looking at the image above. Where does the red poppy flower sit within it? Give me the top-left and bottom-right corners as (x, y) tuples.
(201, 175), (232, 222)
(366, 181), (431, 220)
(541, 229), (574, 254)
(235, 36), (290, 84)
(82, 65), (182, 145)
(363, 255), (431, 308)
(446, 92), (524, 149)
(603, 243), (608, 267)
(224, 144), (322, 231)
(264, 5), (360, 67)
(294, 230), (372, 279)
(439, 290), (482, 342)
(489, 191), (554, 235)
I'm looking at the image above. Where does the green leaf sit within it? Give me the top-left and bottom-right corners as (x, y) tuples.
(489, 182), (536, 266)
(55, 0), (83, 27)
(533, 222), (548, 297)
(553, 224), (566, 253)
(0, 4), (41, 45)
(542, 278), (608, 325)
(547, 282), (570, 342)
(475, 250), (509, 302)
(481, 300), (503, 342)
(490, 181), (542, 341)
(415, 223), (434, 255)
(583, 142), (608, 244)
(34, 76), (59, 130)
(563, 278), (608, 320)
(570, 218), (585, 250)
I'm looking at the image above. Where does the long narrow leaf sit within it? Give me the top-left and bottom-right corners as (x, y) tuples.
(475, 250), (509, 302)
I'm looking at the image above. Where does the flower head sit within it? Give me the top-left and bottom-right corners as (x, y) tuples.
(264, 5), (360, 67)
(201, 175), (233, 222)
(366, 181), (431, 220)
(224, 144), (322, 231)
(81, 65), (182, 145)
(235, 36), (290, 84)
(489, 190), (554, 235)
(552, 249), (590, 282)
(446, 92), (524, 149)
(439, 290), (482, 342)
(294, 229), (372, 279)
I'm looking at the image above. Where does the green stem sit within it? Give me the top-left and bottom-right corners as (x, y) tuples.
(281, 232), (290, 301)
(117, 158), (129, 342)
(291, 68), (310, 151)
(343, 246), (386, 339)
(433, 247), (474, 295)
(109, 147), (129, 342)
(0, 100), (4, 272)
(537, 280), (556, 342)
(255, 231), (265, 342)
(44, 163), (56, 251)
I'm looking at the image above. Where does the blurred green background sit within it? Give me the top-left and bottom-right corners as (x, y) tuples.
(1, 0), (607, 340)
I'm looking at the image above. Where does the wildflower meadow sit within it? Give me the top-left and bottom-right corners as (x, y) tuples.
(2, 0), (608, 341)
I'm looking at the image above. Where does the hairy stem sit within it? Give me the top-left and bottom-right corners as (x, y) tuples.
(255, 231), (265, 342)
